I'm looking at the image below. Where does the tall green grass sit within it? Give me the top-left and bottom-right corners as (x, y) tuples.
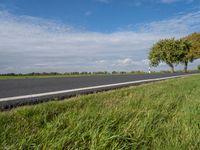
(0, 75), (200, 149)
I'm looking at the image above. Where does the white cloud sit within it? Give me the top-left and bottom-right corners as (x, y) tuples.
(140, 10), (200, 35)
(85, 11), (92, 16)
(134, 2), (142, 7)
(95, 0), (111, 4)
(112, 58), (141, 67)
(95, 60), (107, 64)
(160, 0), (193, 4)
(0, 10), (200, 73)
(161, 0), (181, 3)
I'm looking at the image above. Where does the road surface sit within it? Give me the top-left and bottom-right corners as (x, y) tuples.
(0, 72), (197, 110)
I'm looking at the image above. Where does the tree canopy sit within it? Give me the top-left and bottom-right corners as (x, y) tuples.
(149, 38), (182, 73)
(149, 32), (200, 73)
(177, 39), (193, 72)
(184, 32), (200, 58)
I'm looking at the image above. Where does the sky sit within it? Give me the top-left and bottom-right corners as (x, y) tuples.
(0, 0), (200, 73)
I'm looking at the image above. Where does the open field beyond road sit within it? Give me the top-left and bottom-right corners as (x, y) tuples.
(0, 73), (148, 80)
(0, 75), (200, 149)
(0, 71), (195, 80)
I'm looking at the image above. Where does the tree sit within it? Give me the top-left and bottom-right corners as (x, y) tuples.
(198, 65), (200, 71)
(178, 39), (193, 73)
(149, 38), (182, 73)
(184, 32), (200, 58)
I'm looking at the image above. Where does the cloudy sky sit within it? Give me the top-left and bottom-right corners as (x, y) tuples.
(0, 0), (200, 73)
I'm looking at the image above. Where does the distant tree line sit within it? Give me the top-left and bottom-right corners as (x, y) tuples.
(149, 32), (200, 73)
(4, 70), (176, 76)
(0, 71), (148, 76)
(1, 70), (198, 76)
(0, 72), (108, 76)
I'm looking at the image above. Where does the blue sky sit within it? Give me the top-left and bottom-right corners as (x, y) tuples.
(0, 0), (200, 73)
(1, 0), (199, 32)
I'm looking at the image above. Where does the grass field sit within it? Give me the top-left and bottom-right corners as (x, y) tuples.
(0, 71), (164, 80)
(0, 74), (89, 80)
(0, 70), (198, 80)
(0, 73), (146, 80)
(0, 74), (134, 80)
(0, 75), (200, 149)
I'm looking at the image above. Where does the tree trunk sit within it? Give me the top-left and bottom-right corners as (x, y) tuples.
(184, 61), (188, 73)
(169, 64), (175, 73)
(171, 66), (175, 73)
(167, 63), (175, 73)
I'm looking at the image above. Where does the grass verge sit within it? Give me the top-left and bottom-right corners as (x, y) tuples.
(0, 75), (200, 149)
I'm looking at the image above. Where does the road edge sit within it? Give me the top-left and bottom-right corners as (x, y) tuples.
(0, 73), (198, 111)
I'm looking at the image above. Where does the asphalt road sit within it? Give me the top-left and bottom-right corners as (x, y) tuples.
(0, 72), (197, 110)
